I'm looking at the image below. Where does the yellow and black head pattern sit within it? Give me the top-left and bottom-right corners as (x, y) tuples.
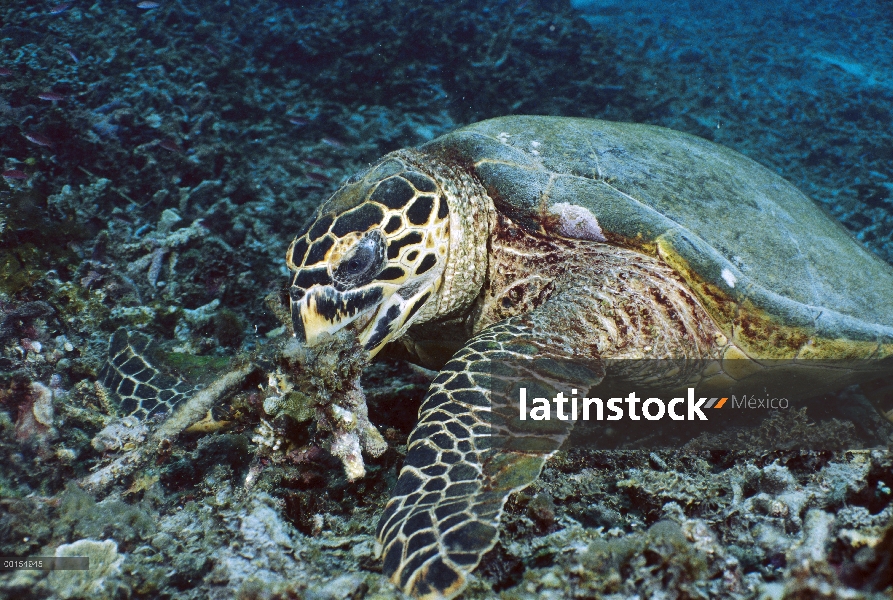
(287, 155), (451, 356)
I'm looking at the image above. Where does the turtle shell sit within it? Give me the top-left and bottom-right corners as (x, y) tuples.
(420, 116), (893, 359)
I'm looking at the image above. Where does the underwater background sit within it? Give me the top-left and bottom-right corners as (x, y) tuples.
(1, 0), (892, 598)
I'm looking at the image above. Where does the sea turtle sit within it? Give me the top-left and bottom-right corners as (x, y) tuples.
(286, 116), (893, 598)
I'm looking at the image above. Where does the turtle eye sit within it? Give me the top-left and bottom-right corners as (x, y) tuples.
(333, 230), (386, 290)
(345, 257), (364, 274)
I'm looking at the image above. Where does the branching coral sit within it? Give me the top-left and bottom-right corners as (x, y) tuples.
(123, 209), (207, 289)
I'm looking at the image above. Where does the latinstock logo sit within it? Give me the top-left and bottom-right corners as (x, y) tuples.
(487, 357), (890, 453)
(516, 389), (779, 421)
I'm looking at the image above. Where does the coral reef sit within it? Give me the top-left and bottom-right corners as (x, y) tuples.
(0, 0), (890, 597)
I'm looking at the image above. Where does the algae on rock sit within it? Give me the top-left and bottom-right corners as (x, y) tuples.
(48, 539), (125, 600)
(271, 329), (387, 480)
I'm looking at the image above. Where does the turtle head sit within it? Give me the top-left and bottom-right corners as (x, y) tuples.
(286, 155), (451, 357)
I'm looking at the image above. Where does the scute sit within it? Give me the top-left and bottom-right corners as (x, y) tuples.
(421, 116), (893, 356)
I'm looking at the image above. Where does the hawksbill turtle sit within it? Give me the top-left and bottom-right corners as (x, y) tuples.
(285, 116), (893, 598)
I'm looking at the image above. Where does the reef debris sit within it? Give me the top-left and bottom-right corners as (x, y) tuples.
(48, 538), (125, 600)
(267, 329), (385, 480)
(81, 362), (258, 493)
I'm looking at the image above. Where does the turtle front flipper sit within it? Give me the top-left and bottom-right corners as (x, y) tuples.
(98, 328), (201, 419)
(375, 312), (604, 599)
(85, 329), (258, 494)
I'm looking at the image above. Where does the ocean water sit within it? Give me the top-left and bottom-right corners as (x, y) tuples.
(0, 0), (891, 598)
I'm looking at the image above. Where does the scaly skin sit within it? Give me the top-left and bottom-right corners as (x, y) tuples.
(375, 196), (730, 598)
(98, 329), (202, 419)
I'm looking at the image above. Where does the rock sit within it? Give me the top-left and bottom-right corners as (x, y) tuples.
(48, 539), (125, 600)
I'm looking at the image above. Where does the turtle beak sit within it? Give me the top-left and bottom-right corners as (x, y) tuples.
(290, 284), (384, 348)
